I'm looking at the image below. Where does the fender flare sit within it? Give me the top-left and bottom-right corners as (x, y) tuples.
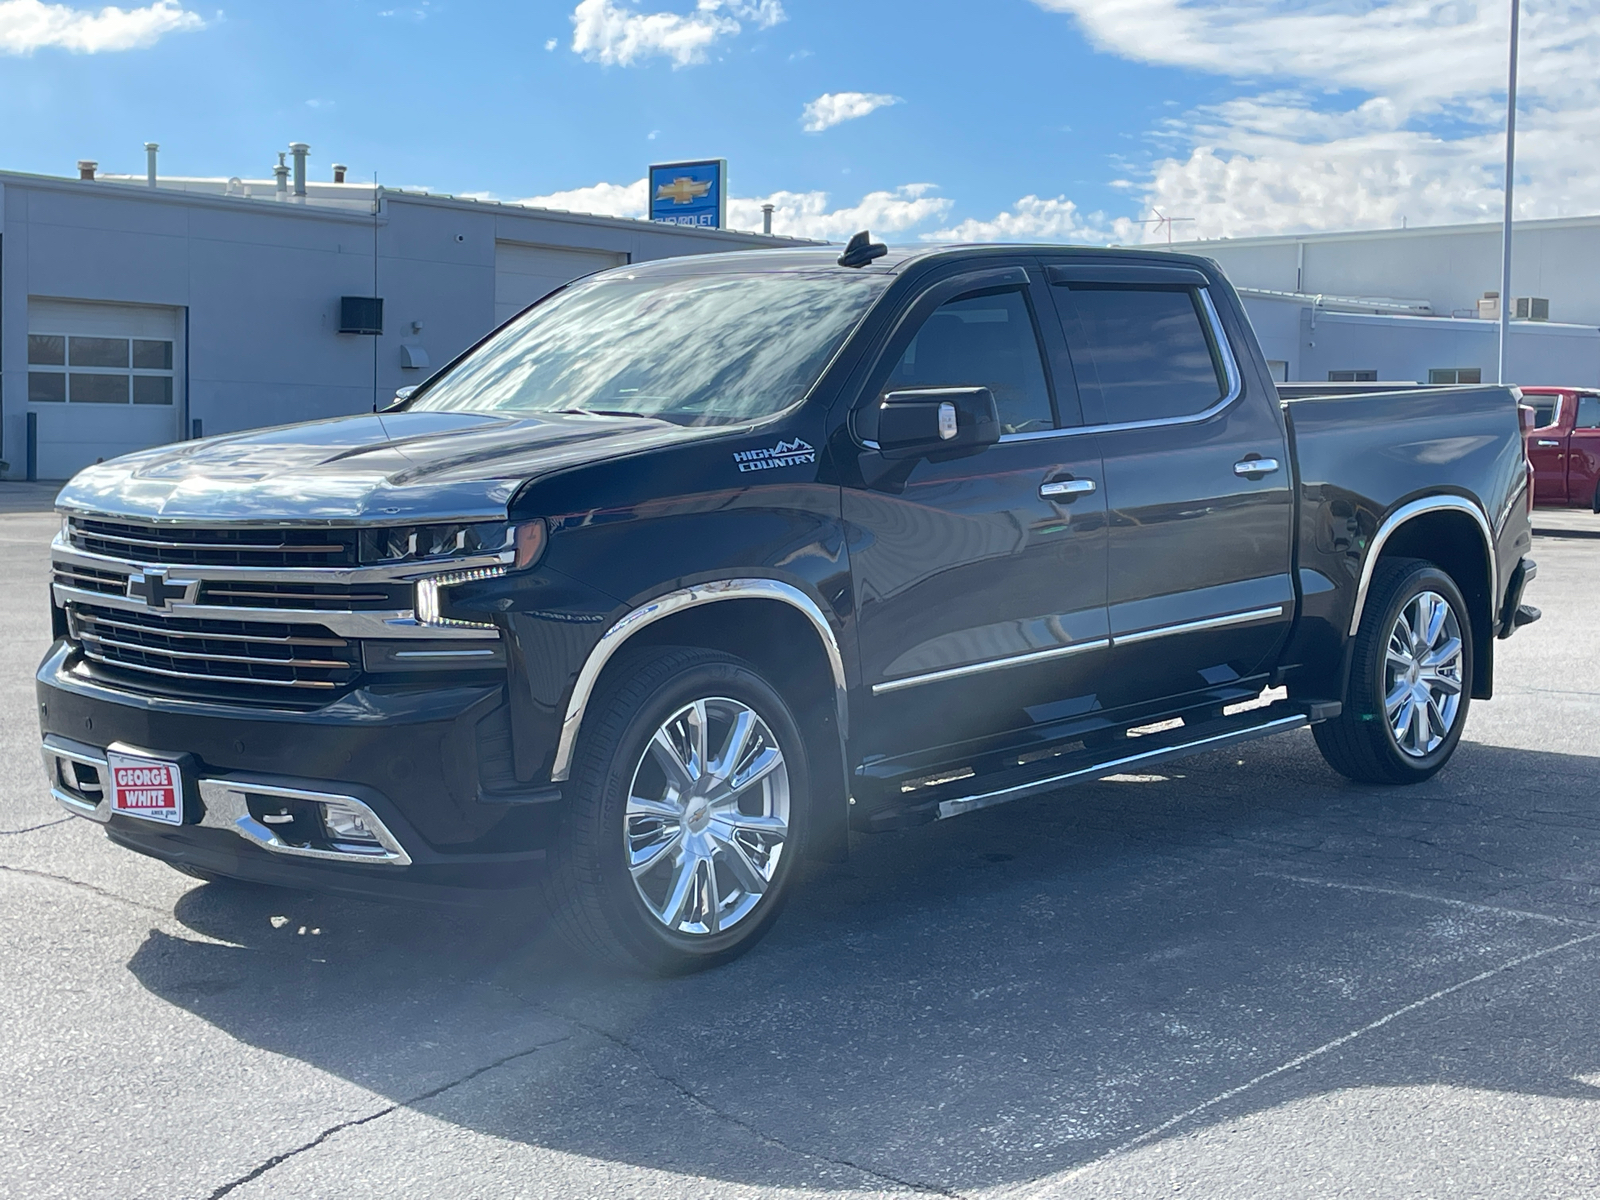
(1347, 495), (1496, 637)
(549, 578), (849, 782)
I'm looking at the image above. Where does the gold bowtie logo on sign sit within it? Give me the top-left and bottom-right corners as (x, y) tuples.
(656, 176), (713, 205)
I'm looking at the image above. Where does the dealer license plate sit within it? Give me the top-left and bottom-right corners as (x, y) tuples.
(106, 750), (184, 826)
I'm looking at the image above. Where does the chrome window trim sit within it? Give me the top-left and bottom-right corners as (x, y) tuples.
(998, 285), (1245, 444)
(550, 578), (847, 783)
(1347, 496), (1497, 637)
(872, 638), (1110, 696)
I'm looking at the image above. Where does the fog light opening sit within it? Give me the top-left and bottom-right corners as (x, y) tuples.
(320, 799), (385, 852)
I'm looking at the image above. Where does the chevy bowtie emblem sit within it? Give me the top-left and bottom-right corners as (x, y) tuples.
(655, 176), (712, 205)
(127, 569), (190, 609)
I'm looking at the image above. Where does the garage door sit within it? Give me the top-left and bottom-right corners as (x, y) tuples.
(494, 242), (626, 325)
(27, 298), (183, 481)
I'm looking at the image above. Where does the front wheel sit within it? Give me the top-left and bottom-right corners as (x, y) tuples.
(542, 647), (810, 974)
(1314, 558), (1472, 784)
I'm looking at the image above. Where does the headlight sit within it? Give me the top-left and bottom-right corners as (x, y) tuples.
(359, 521), (511, 565)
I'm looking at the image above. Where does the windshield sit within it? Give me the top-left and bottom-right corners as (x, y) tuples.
(408, 269), (888, 426)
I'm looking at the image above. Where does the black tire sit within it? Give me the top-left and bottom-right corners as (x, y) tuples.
(541, 646), (811, 975)
(1314, 558), (1473, 785)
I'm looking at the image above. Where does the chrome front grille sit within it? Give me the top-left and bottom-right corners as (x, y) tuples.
(68, 516), (359, 568)
(52, 562), (126, 597)
(196, 581), (409, 611)
(67, 603), (361, 699)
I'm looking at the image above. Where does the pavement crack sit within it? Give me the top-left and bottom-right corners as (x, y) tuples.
(204, 1033), (572, 1199)
(0, 817), (72, 836)
(0, 863), (170, 916)
(540, 1004), (959, 1196)
(1003, 927), (1600, 1199)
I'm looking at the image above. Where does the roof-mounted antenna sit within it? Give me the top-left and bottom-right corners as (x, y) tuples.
(838, 230), (887, 268)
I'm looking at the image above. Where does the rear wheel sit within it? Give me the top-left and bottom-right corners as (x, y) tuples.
(1314, 558), (1472, 784)
(542, 647), (810, 974)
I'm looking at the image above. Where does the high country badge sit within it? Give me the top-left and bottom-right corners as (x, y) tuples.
(733, 439), (816, 473)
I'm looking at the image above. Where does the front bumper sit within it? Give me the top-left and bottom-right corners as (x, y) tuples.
(37, 641), (558, 900)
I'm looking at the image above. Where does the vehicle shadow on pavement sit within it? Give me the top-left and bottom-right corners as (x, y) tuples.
(126, 731), (1600, 1193)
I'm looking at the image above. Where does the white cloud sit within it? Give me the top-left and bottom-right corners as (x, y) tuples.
(544, 37), (556, 50)
(730, 184), (950, 240)
(1029, 0), (1600, 240)
(570, 0), (783, 68)
(801, 91), (902, 133)
(925, 195), (1140, 245)
(516, 177), (952, 241)
(0, 0), (202, 53)
(518, 178), (650, 219)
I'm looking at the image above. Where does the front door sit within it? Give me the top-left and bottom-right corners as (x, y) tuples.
(1525, 392), (1568, 505)
(844, 263), (1109, 761)
(1045, 261), (1293, 713)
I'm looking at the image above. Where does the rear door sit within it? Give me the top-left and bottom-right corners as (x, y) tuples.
(1565, 393), (1600, 510)
(1045, 260), (1293, 712)
(1526, 392), (1569, 505)
(844, 261), (1110, 759)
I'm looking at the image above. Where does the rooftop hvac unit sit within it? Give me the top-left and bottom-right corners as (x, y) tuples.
(1513, 296), (1550, 321)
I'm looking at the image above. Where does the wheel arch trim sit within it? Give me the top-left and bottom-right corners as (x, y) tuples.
(550, 578), (848, 782)
(1347, 495), (1496, 637)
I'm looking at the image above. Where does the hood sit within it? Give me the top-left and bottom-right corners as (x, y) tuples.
(56, 410), (718, 524)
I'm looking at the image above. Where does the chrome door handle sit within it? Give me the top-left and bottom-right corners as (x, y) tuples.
(1040, 478), (1096, 500)
(1536, 439), (1561, 447)
(1234, 458), (1280, 477)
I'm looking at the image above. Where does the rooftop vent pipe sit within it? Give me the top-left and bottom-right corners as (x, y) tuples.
(289, 142), (309, 197)
(332, 163), (347, 184)
(144, 142), (158, 187)
(77, 160), (97, 181)
(274, 152), (289, 197)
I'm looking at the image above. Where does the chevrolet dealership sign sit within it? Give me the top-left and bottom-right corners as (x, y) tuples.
(649, 160), (727, 229)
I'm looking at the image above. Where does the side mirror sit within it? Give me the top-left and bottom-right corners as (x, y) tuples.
(876, 387), (1000, 460)
(381, 385), (417, 413)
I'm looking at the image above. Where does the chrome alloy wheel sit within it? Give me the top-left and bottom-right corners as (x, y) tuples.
(1384, 590), (1465, 758)
(623, 697), (790, 936)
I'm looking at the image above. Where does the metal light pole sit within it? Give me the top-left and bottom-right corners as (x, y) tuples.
(1497, 0), (1521, 385)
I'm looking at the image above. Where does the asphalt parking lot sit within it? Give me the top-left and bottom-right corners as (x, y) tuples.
(3, 486), (1600, 1200)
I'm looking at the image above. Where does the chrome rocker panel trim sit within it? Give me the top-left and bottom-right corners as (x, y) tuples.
(1346, 496), (1497, 637)
(550, 578), (848, 783)
(937, 714), (1309, 820)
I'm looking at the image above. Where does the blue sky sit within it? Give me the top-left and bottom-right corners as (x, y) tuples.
(0, 0), (1595, 243)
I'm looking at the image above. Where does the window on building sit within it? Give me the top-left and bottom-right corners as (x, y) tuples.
(887, 289), (1056, 435)
(1575, 395), (1600, 430)
(1265, 360), (1289, 383)
(27, 333), (175, 405)
(1428, 368), (1483, 385)
(1328, 370), (1377, 382)
(1060, 286), (1227, 423)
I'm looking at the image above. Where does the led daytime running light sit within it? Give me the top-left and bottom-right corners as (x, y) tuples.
(416, 565), (506, 628)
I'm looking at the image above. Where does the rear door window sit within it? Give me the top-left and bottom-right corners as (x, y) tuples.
(1576, 395), (1600, 429)
(884, 289), (1056, 435)
(1055, 285), (1228, 424)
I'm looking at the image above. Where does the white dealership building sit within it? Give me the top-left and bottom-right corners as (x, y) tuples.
(1170, 214), (1600, 388)
(1, 152), (806, 481)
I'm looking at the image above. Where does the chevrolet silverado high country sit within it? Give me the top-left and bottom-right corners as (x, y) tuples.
(39, 237), (1540, 972)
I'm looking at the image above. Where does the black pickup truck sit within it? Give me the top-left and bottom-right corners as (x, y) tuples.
(39, 238), (1539, 972)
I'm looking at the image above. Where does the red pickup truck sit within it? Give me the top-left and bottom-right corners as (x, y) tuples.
(1523, 386), (1600, 510)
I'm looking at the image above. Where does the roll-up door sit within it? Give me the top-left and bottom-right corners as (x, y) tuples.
(494, 242), (626, 325)
(26, 298), (184, 480)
